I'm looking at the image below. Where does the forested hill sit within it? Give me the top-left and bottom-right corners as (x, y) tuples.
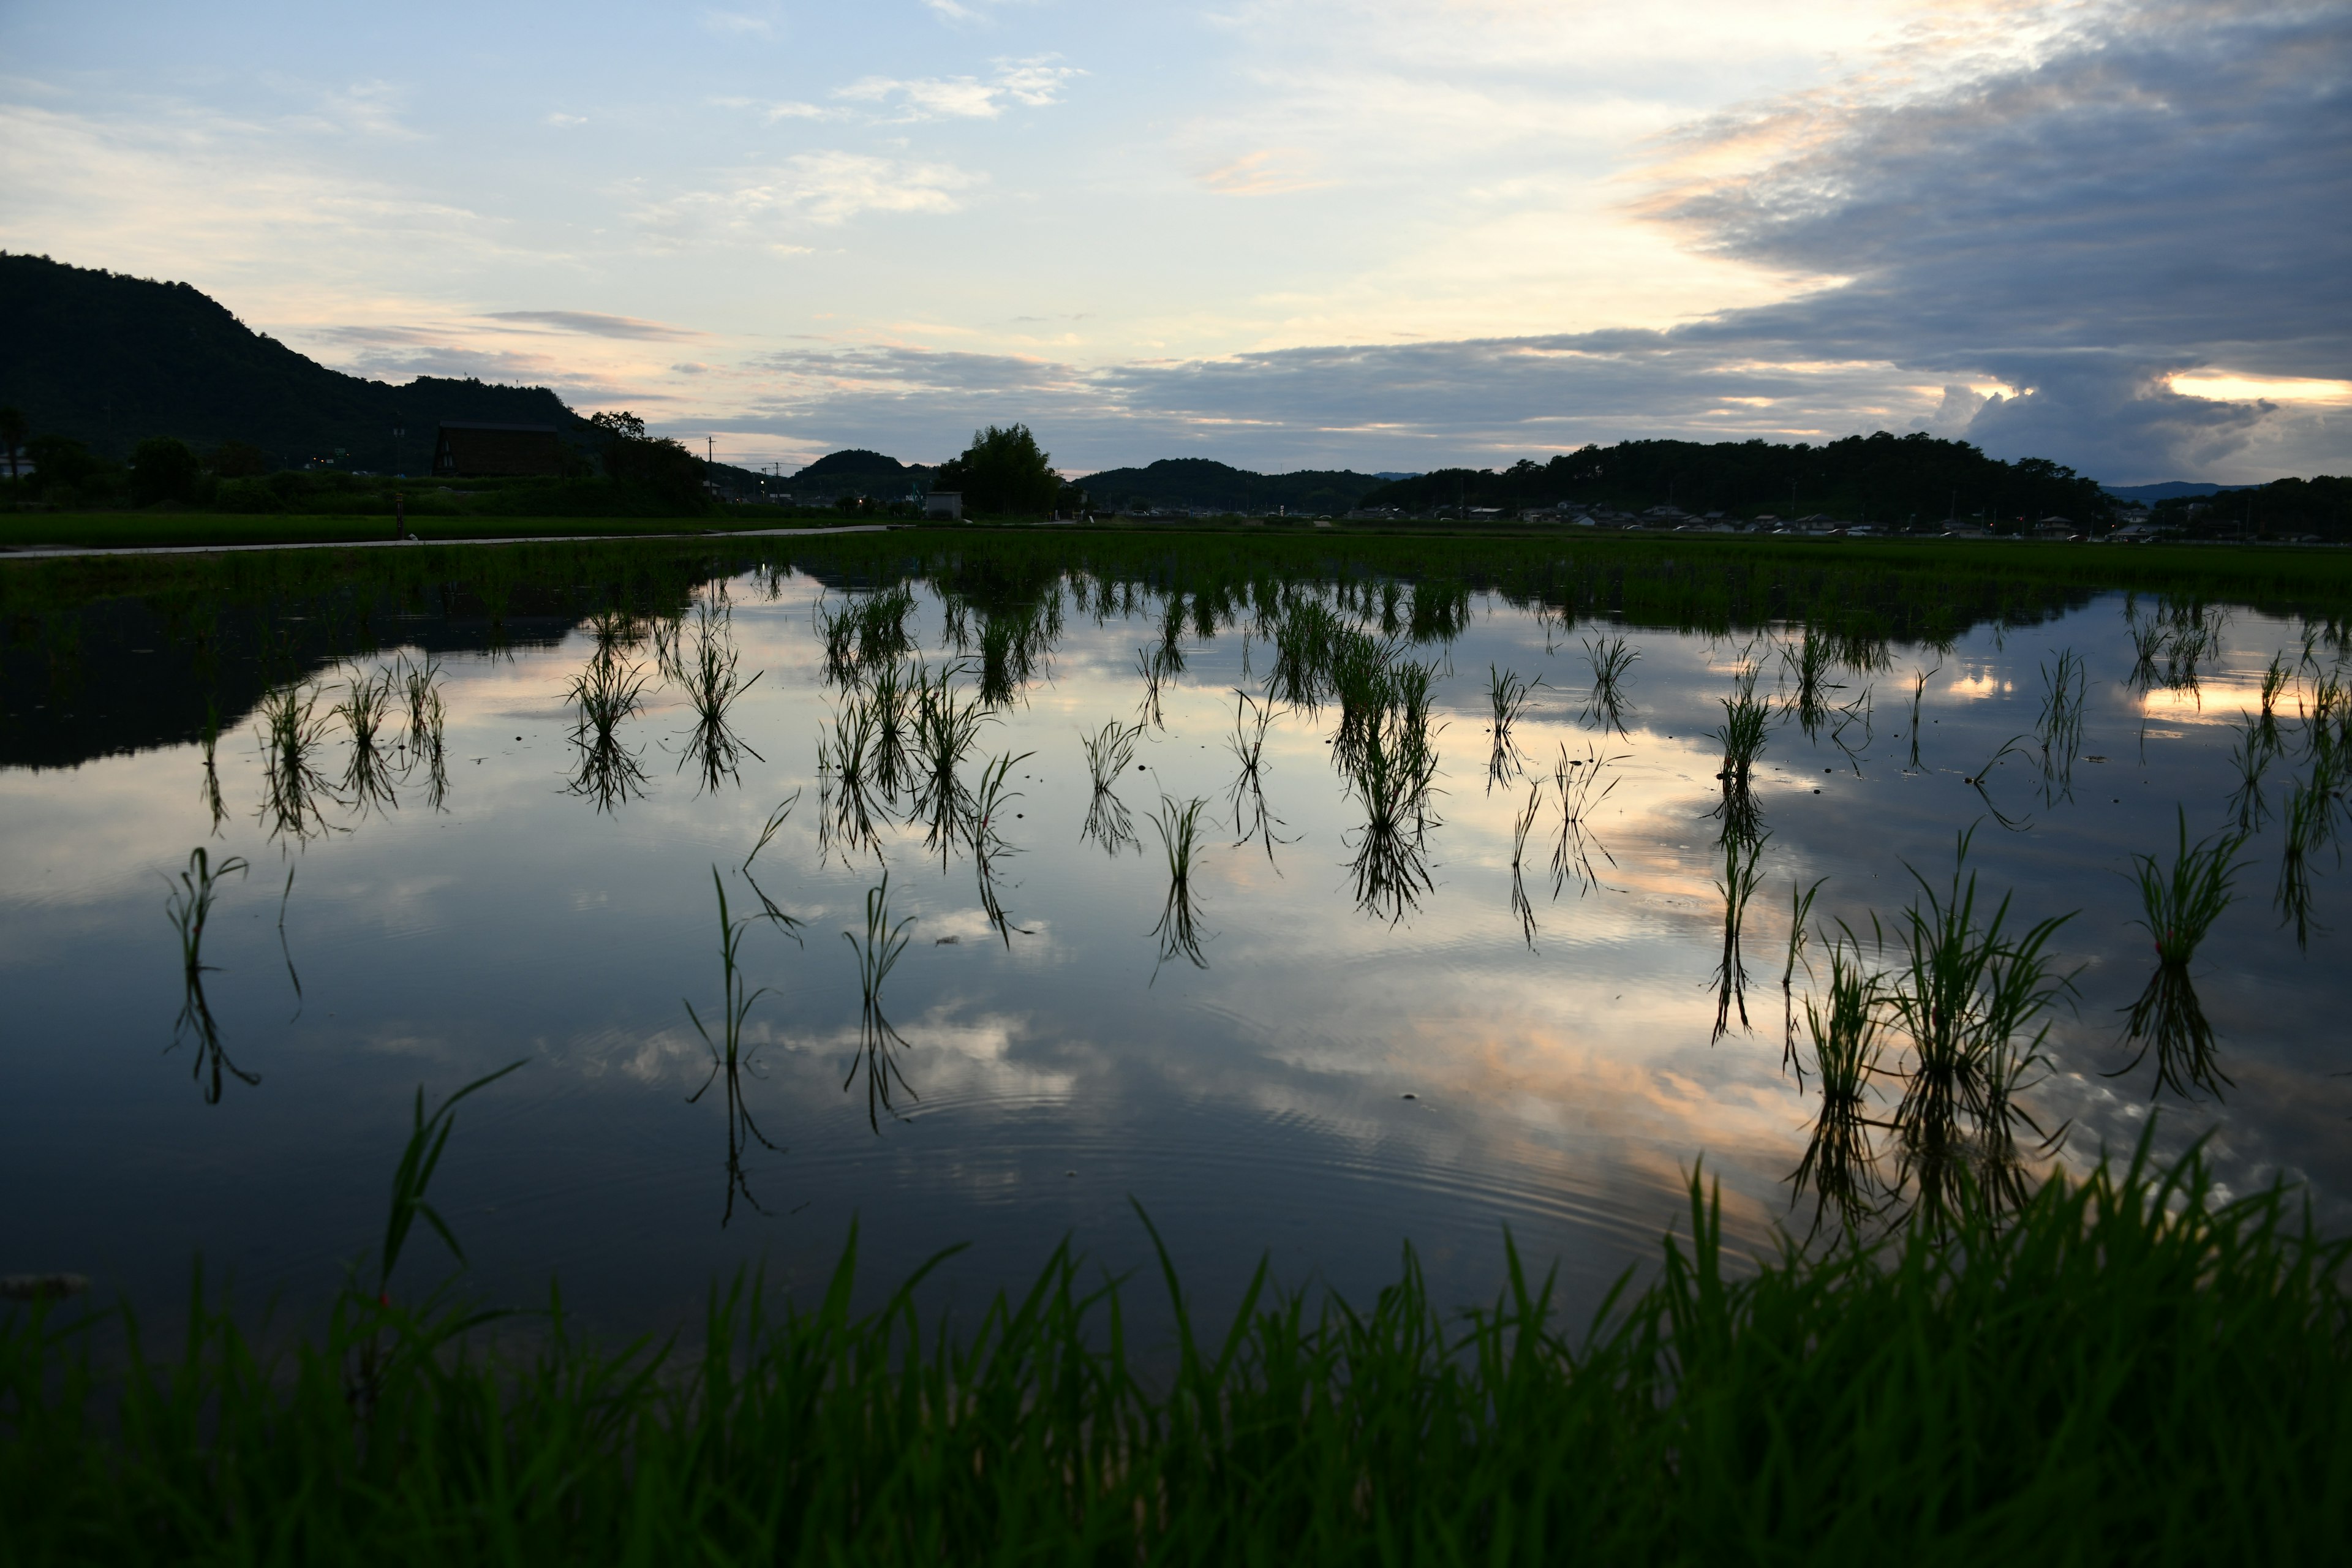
(1361, 434), (2111, 524)
(1079, 459), (1387, 514)
(0, 252), (589, 468)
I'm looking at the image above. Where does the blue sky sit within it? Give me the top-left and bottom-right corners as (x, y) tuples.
(2, 0), (2346, 481)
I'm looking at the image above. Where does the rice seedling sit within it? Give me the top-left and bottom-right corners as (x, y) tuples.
(2113, 810), (2247, 1101)
(978, 603), (1054, 707)
(254, 681), (342, 842)
(1906, 665), (1939, 771)
(565, 653), (651, 812)
(685, 868), (782, 1224)
(1080, 717), (1145, 857)
(1484, 663), (1542, 788)
(1509, 780), (1543, 948)
(13, 1128), (2352, 1562)
(679, 601), (766, 793)
(1880, 829), (2076, 1230)
(2127, 616), (2165, 689)
(2035, 648), (2086, 803)
(743, 788), (802, 872)
(586, 608), (643, 668)
(650, 608), (690, 686)
(2260, 650), (2293, 733)
(1825, 687), (1874, 776)
(1789, 940), (1889, 1236)
(344, 1059), (527, 1411)
(1148, 792), (1212, 976)
(1550, 742), (1625, 896)
(335, 666), (401, 815)
(165, 846), (257, 1103)
(843, 873), (918, 1129)
(1781, 874), (1828, 1070)
(1711, 831), (1770, 1042)
(1225, 690), (1289, 863)
(1581, 634), (1638, 733)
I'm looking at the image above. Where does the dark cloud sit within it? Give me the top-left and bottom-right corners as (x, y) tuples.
(483, 309), (703, 341)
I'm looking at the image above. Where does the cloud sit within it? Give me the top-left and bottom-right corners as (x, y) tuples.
(834, 58), (1080, 121)
(1626, 0), (2352, 478)
(699, 9), (777, 38)
(1197, 149), (1327, 197)
(631, 151), (984, 242)
(483, 309), (703, 341)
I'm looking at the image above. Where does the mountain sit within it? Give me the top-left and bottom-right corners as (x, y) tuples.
(786, 448), (935, 499)
(0, 252), (590, 469)
(1360, 434), (2112, 524)
(2100, 481), (2259, 502)
(1076, 458), (1389, 514)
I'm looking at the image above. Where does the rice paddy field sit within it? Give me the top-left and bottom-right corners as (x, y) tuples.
(4, 530), (2351, 1558)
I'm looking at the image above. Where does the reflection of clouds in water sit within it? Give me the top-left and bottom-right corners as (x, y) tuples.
(1943, 673), (2013, 700)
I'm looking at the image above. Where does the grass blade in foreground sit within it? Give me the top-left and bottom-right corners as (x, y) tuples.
(5, 1135), (2349, 1561)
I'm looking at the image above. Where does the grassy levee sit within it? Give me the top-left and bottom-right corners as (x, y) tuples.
(3, 1139), (2348, 1561)
(0, 511), (876, 551)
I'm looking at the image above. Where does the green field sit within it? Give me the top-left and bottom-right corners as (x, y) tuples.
(0, 511), (890, 551)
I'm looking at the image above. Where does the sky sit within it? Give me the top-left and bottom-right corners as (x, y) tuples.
(2, 0), (2346, 483)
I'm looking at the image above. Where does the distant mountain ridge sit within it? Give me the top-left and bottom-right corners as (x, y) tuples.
(2100, 481), (2259, 502)
(1077, 458), (1389, 514)
(0, 253), (600, 470)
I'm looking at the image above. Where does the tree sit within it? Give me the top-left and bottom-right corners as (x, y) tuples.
(0, 407), (24, 482)
(23, 434), (103, 499)
(932, 424), (1061, 516)
(588, 409), (705, 510)
(130, 437), (202, 505)
(206, 440), (270, 478)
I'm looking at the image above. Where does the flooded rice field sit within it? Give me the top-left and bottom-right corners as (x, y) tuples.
(4, 538), (2348, 1332)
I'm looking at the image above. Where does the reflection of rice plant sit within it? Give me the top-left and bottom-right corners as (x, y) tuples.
(336, 668), (401, 815)
(2035, 649), (2086, 803)
(843, 875), (918, 1130)
(1509, 781), (1542, 948)
(198, 698), (227, 834)
(816, 696), (884, 865)
(2260, 652), (2293, 733)
(1780, 875), (1827, 1070)
(1789, 941), (1888, 1237)
(684, 869), (780, 1224)
(1079, 718), (1144, 858)
(2227, 718), (2273, 835)
(2275, 760), (2342, 949)
(565, 655), (651, 812)
(1711, 831), (1769, 1042)
(1882, 831), (2076, 1231)
(1905, 666), (1938, 772)
(680, 603), (764, 793)
(1581, 635), (1637, 733)
(816, 586), (917, 685)
(1548, 742), (1624, 895)
(1345, 710), (1441, 925)
(1782, 627), (1841, 736)
(1710, 665), (1770, 847)
(1148, 793), (1212, 976)
(744, 789), (802, 872)
(1485, 664), (1540, 788)
(1134, 646), (1170, 729)
(868, 659), (914, 796)
(913, 665), (990, 863)
(2114, 810), (2245, 1101)
(968, 750), (1034, 945)
(1965, 734), (2037, 832)
(255, 682), (342, 842)
(1225, 691), (1288, 862)
(166, 846), (259, 1103)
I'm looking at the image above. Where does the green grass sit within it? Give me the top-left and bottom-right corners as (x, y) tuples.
(5, 1133), (2350, 1562)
